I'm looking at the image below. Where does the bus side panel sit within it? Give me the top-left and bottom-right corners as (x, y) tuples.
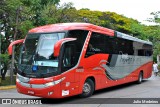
(79, 54), (109, 90)
(141, 61), (153, 79)
(105, 61), (153, 88)
(125, 61), (152, 81)
(60, 70), (80, 97)
(79, 54), (153, 92)
(92, 61), (152, 90)
(127, 61), (153, 80)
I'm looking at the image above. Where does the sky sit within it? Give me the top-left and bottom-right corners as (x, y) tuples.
(60, 0), (160, 25)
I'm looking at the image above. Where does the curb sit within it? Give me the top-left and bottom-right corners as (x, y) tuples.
(0, 85), (16, 90)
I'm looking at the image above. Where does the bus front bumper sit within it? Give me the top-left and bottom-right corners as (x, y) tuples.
(16, 81), (61, 98)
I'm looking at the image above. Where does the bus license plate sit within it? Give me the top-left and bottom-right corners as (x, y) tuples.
(28, 90), (34, 94)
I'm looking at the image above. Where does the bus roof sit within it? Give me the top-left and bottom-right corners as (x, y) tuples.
(29, 23), (152, 45)
(29, 23), (114, 36)
(116, 31), (152, 45)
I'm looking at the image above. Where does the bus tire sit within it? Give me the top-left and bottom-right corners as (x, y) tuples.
(79, 79), (94, 98)
(137, 72), (143, 84)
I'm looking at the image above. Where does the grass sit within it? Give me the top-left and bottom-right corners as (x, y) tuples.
(0, 76), (16, 86)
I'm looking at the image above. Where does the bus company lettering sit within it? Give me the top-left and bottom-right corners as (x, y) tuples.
(120, 55), (135, 64)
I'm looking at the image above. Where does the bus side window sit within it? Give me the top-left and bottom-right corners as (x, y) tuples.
(85, 32), (118, 57)
(61, 30), (88, 72)
(63, 43), (75, 68)
(85, 33), (105, 57)
(62, 41), (81, 72)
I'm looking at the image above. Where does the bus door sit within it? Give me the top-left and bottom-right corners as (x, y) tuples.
(60, 41), (80, 96)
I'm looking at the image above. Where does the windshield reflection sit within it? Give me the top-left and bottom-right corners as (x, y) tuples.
(18, 32), (65, 78)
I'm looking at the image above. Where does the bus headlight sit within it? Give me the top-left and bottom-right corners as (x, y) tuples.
(45, 82), (55, 87)
(45, 77), (66, 87)
(17, 74), (30, 83)
(16, 78), (20, 83)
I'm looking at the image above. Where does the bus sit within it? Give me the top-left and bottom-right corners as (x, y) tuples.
(8, 23), (153, 98)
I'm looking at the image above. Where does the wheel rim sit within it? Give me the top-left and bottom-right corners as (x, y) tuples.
(83, 83), (91, 94)
(139, 74), (142, 82)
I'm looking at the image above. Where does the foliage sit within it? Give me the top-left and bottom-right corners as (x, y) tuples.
(146, 12), (160, 61)
(0, 54), (9, 65)
(0, 0), (61, 54)
(0, 53), (10, 80)
(150, 11), (160, 24)
(41, 2), (78, 23)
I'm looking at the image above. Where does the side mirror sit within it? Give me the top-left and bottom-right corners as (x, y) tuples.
(54, 38), (77, 57)
(8, 39), (24, 55)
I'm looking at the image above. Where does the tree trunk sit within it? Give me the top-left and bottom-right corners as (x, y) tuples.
(1, 64), (8, 80)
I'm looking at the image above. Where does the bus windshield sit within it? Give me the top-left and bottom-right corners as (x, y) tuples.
(18, 32), (65, 78)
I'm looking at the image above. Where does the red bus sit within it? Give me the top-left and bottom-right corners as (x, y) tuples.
(8, 23), (153, 98)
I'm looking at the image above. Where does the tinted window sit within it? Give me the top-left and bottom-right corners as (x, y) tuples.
(85, 32), (134, 57)
(61, 30), (88, 72)
(85, 32), (152, 57)
(133, 42), (152, 56)
(85, 33), (106, 57)
(116, 38), (134, 55)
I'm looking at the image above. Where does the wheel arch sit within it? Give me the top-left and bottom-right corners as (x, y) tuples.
(140, 70), (144, 78)
(137, 70), (144, 84)
(79, 76), (96, 97)
(85, 76), (96, 90)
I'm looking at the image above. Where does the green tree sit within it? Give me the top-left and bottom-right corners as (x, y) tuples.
(0, 54), (9, 80)
(146, 11), (160, 61)
(150, 11), (160, 24)
(41, 2), (78, 24)
(21, 0), (60, 26)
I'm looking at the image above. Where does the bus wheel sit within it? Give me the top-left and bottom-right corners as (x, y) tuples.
(137, 72), (143, 84)
(79, 79), (94, 98)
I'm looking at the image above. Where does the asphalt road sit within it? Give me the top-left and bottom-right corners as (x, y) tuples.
(0, 74), (160, 107)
